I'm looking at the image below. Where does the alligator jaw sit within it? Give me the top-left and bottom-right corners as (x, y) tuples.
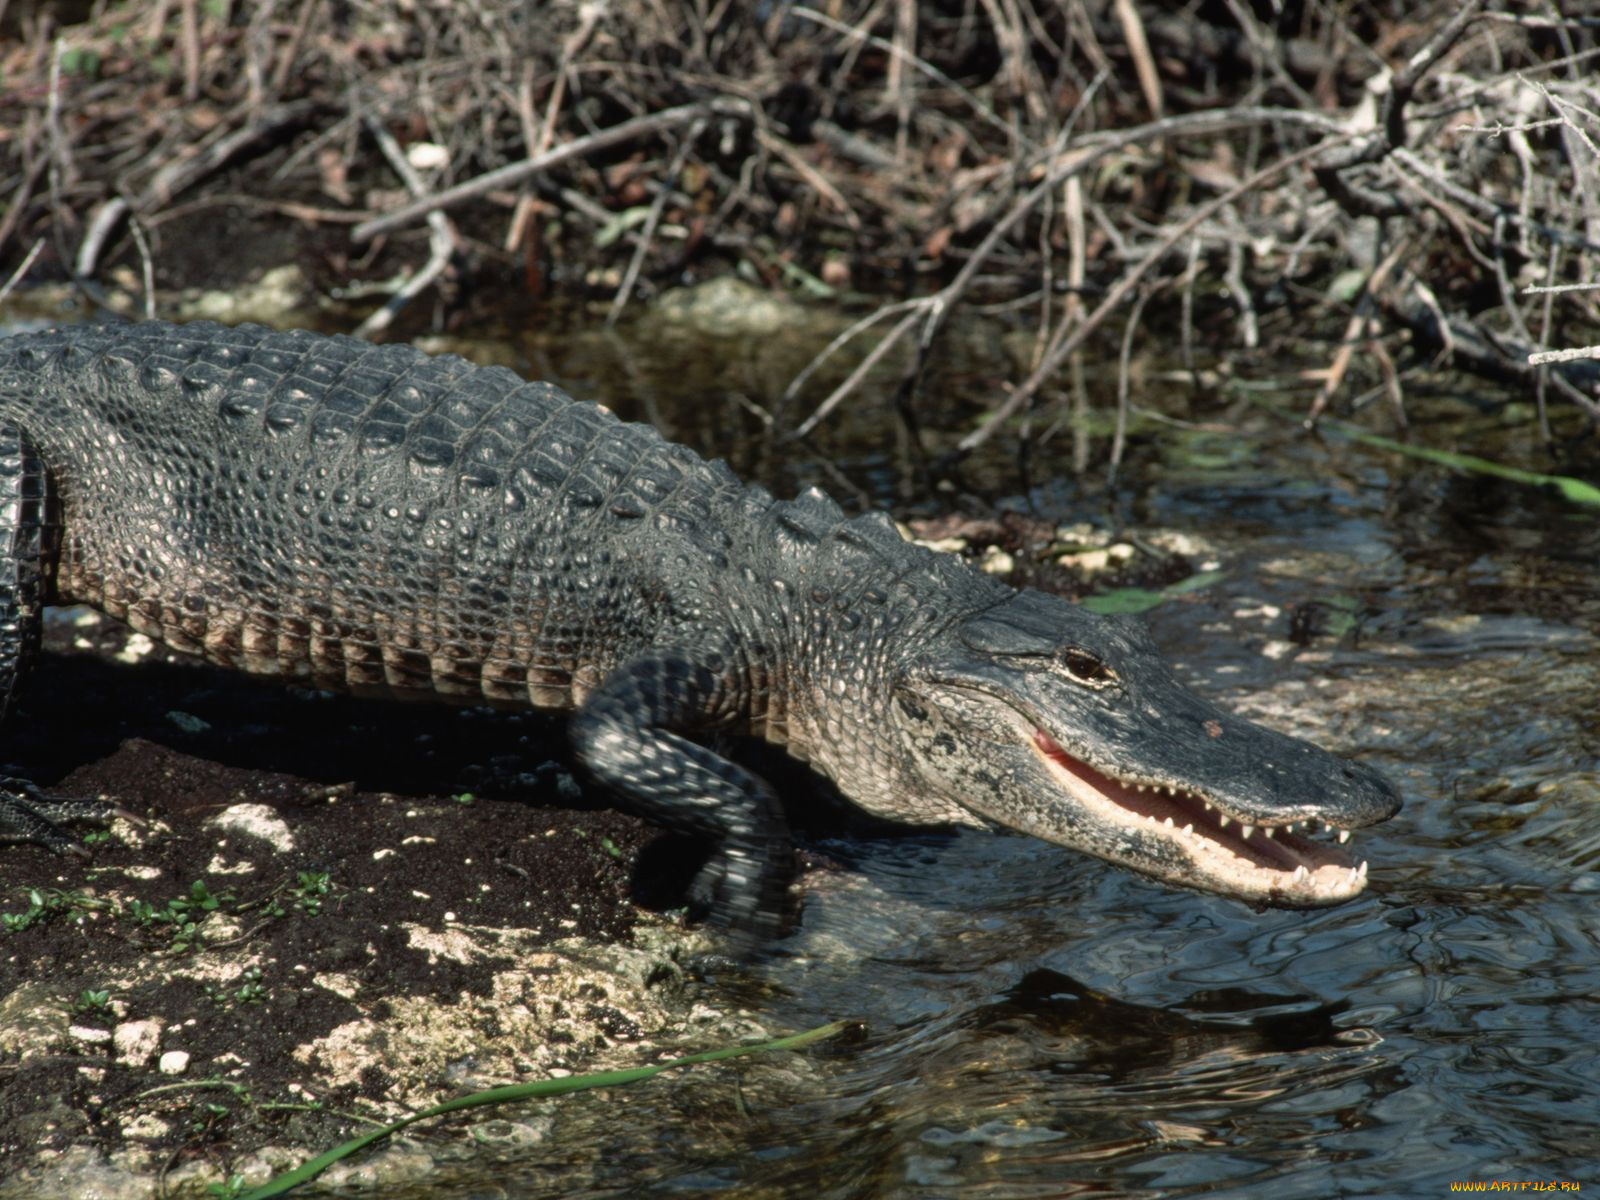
(1030, 729), (1370, 905)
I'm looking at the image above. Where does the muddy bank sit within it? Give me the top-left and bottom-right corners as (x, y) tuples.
(0, 607), (751, 1197)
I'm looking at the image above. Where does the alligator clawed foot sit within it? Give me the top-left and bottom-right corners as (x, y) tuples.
(685, 840), (800, 952)
(0, 775), (129, 853)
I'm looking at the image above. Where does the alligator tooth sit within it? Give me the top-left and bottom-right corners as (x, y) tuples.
(1358, 860), (1369, 878)
(1203, 801), (1213, 812)
(1164, 817), (1175, 829)
(1182, 823), (1194, 836)
(1292, 865), (1308, 882)
(1263, 825), (1277, 839)
(1241, 824), (1254, 839)
(1338, 829), (1351, 845)
(1218, 814), (1230, 828)
(1284, 823), (1295, 835)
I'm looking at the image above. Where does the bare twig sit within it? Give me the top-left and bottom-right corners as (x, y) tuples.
(271, 0), (322, 95)
(1528, 346), (1600, 366)
(754, 127), (860, 226)
(353, 99), (753, 244)
(1522, 281), (1600, 295)
(0, 239), (46, 306)
(1114, 0), (1163, 120)
(126, 216), (156, 321)
(918, 105), (1346, 359)
(75, 101), (318, 280)
(74, 198), (131, 281)
(792, 307), (924, 439)
(958, 134), (1355, 456)
(1223, 232), (1256, 350)
(1312, 0), (1489, 219)
(787, 4), (1023, 149)
(1109, 286), (1156, 485)
(146, 101), (321, 207)
(353, 118), (458, 339)
(535, 0), (604, 158)
(1306, 236), (1411, 426)
(783, 298), (926, 411)
(180, 0), (200, 102)
(607, 117), (705, 326)
(1535, 240), (1559, 441)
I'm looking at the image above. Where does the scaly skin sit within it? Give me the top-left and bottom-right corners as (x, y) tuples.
(0, 321), (1401, 938)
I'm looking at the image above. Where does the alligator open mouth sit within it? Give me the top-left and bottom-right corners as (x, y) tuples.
(1030, 728), (1370, 904)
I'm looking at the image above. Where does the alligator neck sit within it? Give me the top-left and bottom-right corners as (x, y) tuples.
(712, 491), (1006, 823)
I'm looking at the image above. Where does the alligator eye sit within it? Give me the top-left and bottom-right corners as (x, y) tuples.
(1060, 647), (1116, 686)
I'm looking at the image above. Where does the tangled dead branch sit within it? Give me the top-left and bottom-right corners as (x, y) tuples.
(0, 1), (1596, 461)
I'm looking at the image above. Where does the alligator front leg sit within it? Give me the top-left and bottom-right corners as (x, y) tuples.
(0, 779), (120, 854)
(569, 646), (796, 942)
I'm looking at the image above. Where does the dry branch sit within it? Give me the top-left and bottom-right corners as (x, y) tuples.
(958, 133), (1359, 456)
(352, 100), (753, 244)
(0, 0), (1594, 455)
(353, 118), (458, 340)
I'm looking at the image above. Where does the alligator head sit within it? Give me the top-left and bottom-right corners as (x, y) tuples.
(893, 589), (1401, 905)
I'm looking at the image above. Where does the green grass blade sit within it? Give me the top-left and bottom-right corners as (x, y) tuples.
(1332, 423), (1600, 508)
(1081, 569), (1225, 615)
(1232, 393), (1600, 510)
(236, 1020), (853, 1200)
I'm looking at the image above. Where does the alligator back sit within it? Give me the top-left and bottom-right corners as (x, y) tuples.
(0, 321), (748, 705)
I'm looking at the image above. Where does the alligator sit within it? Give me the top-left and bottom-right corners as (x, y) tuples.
(0, 320), (1400, 937)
